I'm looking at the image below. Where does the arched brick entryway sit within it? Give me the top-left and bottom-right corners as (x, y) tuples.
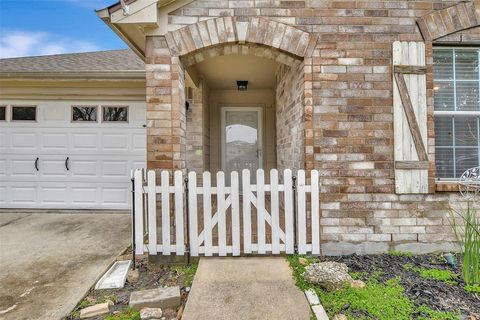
(145, 17), (316, 171)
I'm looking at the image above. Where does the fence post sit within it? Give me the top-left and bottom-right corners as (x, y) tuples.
(292, 175), (298, 254)
(131, 176), (136, 270)
(184, 177), (190, 265)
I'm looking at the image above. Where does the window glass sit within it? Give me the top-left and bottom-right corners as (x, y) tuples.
(72, 106), (97, 122)
(103, 106), (128, 122)
(0, 106), (5, 121)
(434, 48), (480, 179)
(12, 106), (36, 121)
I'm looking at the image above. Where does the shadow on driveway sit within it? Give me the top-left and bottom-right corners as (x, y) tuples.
(0, 211), (131, 320)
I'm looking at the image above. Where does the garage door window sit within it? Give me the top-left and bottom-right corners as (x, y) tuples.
(103, 106), (128, 122)
(11, 106), (36, 121)
(72, 106), (97, 122)
(0, 106), (5, 121)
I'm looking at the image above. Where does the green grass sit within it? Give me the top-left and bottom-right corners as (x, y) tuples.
(388, 251), (414, 257)
(464, 284), (480, 294)
(104, 307), (140, 320)
(173, 263), (198, 287)
(403, 264), (458, 285)
(288, 255), (460, 320)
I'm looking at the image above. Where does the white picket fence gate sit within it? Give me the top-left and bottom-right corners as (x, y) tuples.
(132, 168), (320, 257)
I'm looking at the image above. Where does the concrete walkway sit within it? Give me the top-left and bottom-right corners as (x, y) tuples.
(182, 257), (311, 320)
(0, 211), (130, 320)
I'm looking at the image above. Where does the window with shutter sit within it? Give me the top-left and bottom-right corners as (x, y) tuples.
(434, 47), (480, 180)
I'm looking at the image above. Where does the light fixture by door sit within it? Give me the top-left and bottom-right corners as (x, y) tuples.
(237, 80), (248, 91)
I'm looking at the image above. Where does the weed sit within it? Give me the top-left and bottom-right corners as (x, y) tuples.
(465, 284), (480, 293)
(388, 251), (413, 257)
(415, 305), (459, 320)
(403, 265), (458, 285)
(104, 307), (140, 320)
(173, 263), (198, 287)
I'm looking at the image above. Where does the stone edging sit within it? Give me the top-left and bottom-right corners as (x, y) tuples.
(304, 289), (329, 320)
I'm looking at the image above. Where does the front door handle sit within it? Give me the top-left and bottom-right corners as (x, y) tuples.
(65, 157), (70, 171)
(34, 157), (39, 171)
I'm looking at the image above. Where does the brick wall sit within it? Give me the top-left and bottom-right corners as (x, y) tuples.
(276, 62), (305, 173)
(142, 0), (480, 254)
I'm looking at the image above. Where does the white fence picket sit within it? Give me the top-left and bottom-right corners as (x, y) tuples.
(231, 171), (241, 256)
(270, 169), (280, 254)
(297, 170), (307, 254)
(188, 172), (198, 256)
(134, 169), (144, 255)
(147, 171), (157, 255)
(311, 170), (320, 255)
(242, 169), (252, 254)
(256, 169), (266, 254)
(203, 172), (213, 256)
(133, 168), (321, 257)
(174, 171), (184, 255)
(217, 171), (227, 256)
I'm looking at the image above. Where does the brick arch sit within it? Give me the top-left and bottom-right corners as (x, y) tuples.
(181, 43), (303, 69)
(417, 1), (480, 41)
(164, 16), (317, 58)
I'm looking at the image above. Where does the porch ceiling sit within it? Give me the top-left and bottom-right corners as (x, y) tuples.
(189, 55), (278, 90)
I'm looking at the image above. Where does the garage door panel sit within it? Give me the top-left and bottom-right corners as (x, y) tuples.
(133, 133), (146, 150)
(10, 186), (37, 204)
(0, 133), (6, 150)
(39, 186), (68, 205)
(71, 133), (98, 150)
(42, 133), (68, 150)
(70, 160), (98, 178)
(102, 160), (128, 177)
(0, 160), (6, 177)
(41, 159), (68, 177)
(102, 134), (129, 151)
(11, 159), (37, 177)
(0, 186), (5, 205)
(102, 187), (129, 205)
(70, 187), (98, 204)
(11, 133), (37, 149)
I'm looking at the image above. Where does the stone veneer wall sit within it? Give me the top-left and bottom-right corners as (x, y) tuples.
(276, 62), (305, 173)
(142, 0), (480, 254)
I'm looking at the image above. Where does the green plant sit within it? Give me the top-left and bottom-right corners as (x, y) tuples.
(104, 307), (140, 320)
(388, 251), (413, 257)
(464, 284), (480, 293)
(415, 305), (459, 320)
(173, 263), (198, 287)
(403, 265), (458, 285)
(450, 202), (480, 286)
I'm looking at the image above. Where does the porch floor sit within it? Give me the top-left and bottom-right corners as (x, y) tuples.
(182, 257), (311, 320)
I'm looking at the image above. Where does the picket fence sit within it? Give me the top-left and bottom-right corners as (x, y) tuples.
(132, 168), (320, 257)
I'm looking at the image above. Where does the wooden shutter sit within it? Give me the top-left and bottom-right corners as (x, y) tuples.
(393, 41), (428, 194)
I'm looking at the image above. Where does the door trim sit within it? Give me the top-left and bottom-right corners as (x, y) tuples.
(220, 106), (263, 173)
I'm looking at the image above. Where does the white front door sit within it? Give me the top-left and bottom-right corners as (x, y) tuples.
(221, 107), (263, 182)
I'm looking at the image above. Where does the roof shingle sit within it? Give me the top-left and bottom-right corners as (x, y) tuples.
(0, 49), (145, 73)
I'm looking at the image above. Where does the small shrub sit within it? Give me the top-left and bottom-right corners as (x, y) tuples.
(388, 251), (414, 257)
(403, 265), (458, 285)
(173, 263), (198, 287)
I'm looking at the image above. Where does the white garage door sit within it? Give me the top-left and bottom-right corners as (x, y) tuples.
(0, 101), (146, 209)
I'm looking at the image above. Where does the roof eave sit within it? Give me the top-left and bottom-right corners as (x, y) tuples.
(0, 71), (146, 81)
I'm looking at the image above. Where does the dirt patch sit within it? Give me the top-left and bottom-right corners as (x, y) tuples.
(320, 253), (480, 317)
(65, 256), (196, 320)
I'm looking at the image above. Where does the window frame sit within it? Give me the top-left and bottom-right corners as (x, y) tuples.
(0, 105), (6, 121)
(71, 105), (99, 123)
(434, 46), (480, 181)
(101, 105), (129, 123)
(10, 105), (37, 122)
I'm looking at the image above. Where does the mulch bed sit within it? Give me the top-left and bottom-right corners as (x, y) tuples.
(65, 255), (194, 320)
(321, 253), (480, 317)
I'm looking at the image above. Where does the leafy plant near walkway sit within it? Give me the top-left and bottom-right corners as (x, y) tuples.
(450, 202), (480, 286)
(288, 255), (459, 320)
(104, 307), (140, 320)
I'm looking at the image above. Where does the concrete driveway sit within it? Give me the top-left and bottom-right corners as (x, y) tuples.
(0, 211), (131, 320)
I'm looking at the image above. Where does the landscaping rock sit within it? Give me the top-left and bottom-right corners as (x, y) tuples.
(140, 307), (162, 319)
(127, 269), (140, 283)
(299, 257), (309, 266)
(79, 302), (110, 319)
(333, 314), (348, 320)
(351, 279), (366, 289)
(304, 261), (353, 291)
(312, 304), (329, 320)
(129, 286), (181, 310)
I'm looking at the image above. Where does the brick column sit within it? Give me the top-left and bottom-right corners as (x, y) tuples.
(145, 36), (186, 171)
